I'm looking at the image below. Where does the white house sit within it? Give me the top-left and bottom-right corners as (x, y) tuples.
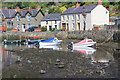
(61, 1), (109, 31)
(41, 13), (61, 31)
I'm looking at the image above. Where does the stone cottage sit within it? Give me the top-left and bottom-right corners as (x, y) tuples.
(0, 6), (44, 32)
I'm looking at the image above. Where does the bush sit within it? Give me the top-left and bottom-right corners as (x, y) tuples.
(41, 27), (47, 31)
(7, 27), (13, 31)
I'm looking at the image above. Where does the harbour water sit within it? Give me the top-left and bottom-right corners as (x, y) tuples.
(1, 40), (119, 78)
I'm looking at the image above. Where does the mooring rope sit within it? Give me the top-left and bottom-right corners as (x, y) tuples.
(96, 31), (114, 46)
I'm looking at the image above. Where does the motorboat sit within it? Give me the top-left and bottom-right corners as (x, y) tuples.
(38, 37), (62, 46)
(68, 38), (96, 48)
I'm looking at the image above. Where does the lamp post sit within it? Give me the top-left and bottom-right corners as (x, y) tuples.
(82, 7), (86, 31)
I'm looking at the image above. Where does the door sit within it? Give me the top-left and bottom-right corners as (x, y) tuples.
(49, 26), (52, 31)
(78, 23), (80, 30)
(62, 23), (66, 30)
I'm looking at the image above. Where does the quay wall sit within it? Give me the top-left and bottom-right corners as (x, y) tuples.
(1, 30), (120, 42)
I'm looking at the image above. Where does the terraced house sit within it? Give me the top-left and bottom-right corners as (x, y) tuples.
(41, 13), (61, 31)
(0, 6), (44, 32)
(61, 1), (109, 31)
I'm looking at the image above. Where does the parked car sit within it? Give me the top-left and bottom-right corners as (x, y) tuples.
(25, 26), (38, 32)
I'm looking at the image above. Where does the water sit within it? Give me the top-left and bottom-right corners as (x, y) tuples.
(1, 42), (119, 78)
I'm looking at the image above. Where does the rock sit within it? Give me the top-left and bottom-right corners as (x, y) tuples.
(13, 75), (17, 78)
(56, 59), (60, 62)
(60, 62), (64, 65)
(58, 65), (64, 68)
(27, 60), (32, 64)
(55, 62), (59, 65)
(40, 70), (46, 74)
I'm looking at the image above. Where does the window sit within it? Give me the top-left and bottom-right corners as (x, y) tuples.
(67, 15), (69, 20)
(27, 15), (31, 21)
(28, 24), (30, 28)
(78, 15), (80, 20)
(55, 21), (57, 24)
(72, 23), (74, 30)
(46, 21), (48, 24)
(72, 15), (74, 20)
(17, 16), (20, 21)
(17, 24), (19, 29)
(63, 16), (65, 20)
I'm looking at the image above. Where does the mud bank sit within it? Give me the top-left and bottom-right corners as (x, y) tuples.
(2, 40), (119, 78)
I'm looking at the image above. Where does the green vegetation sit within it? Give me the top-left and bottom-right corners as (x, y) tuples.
(41, 27), (47, 31)
(2, 2), (120, 16)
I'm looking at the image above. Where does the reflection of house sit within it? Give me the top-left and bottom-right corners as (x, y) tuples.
(41, 13), (61, 31)
(61, 1), (109, 31)
(0, 6), (44, 32)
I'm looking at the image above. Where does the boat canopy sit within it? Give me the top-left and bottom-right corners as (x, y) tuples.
(42, 37), (55, 43)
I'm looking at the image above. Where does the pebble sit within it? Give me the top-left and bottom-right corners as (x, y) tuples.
(58, 65), (64, 68)
(56, 59), (60, 62)
(27, 60), (32, 64)
(40, 70), (46, 74)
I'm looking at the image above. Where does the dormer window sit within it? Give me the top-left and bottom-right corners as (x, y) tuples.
(17, 15), (20, 21)
(27, 15), (31, 21)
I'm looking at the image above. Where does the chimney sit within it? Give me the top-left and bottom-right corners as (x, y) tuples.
(16, 6), (20, 11)
(45, 10), (48, 16)
(36, 6), (41, 10)
(97, 0), (102, 5)
(76, 2), (80, 7)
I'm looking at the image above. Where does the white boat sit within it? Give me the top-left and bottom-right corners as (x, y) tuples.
(39, 37), (62, 46)
(70, 38), (96, 48)
(73, 47), (96, 55)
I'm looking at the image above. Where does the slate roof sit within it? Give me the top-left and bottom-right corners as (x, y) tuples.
(41, 13), (61, 21)
(1, 9), (16, 18)
(62, 5), (98, 15)
(0, 9), (44, 18)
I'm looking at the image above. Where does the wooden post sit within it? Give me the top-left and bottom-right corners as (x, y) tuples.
(27, 30), (29, 40)
(19, 29), (21, 41)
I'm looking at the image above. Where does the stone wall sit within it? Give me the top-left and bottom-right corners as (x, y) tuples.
(2, 30), (120, 42)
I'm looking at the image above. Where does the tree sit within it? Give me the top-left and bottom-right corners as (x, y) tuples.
(60, 6), (67, 13)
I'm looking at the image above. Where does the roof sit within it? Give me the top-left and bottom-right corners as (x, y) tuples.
(41, 13), (61, 21)
(62, 5), (98, 15)
(0, 8), (44, 18)
(0, 9), (16, 18)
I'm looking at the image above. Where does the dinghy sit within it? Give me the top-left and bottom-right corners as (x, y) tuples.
(39, 37), (62, 46)
(3, 39), (26, 44)
(68, 38), (96, 48)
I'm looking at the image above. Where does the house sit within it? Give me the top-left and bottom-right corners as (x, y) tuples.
(0, 6), (44, 32)
(41, 13), (61, 31)
(61, 1), (109, 31)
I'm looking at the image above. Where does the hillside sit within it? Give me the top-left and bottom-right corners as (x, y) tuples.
(2, 2), (120, 16)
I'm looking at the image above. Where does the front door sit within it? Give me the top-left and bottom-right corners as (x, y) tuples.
(49, 26), (52, 31)
(78, 23), (80, 30)
(62, 23), (66, 30)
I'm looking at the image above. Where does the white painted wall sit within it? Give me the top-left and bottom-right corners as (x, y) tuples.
(41, 20), (61, 31)
(91, 5), (109, 27)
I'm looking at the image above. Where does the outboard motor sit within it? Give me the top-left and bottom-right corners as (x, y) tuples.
(34, 42), (39, 48)
(67, 42), (74, 51)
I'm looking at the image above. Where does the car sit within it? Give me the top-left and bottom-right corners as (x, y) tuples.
(25, 26), (38, 32)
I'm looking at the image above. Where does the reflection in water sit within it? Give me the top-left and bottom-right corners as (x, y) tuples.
(72, 46), (96, 55)
(2, 44), (115, 65)
(2, 50), (17, 67)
